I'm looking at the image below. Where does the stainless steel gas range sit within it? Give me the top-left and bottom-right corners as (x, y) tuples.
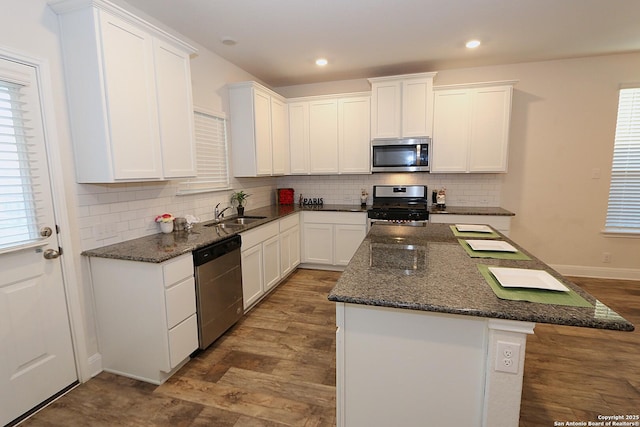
(367, 185), (429, 226)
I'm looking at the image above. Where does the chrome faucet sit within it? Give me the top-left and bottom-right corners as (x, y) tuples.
(214, 203), (231, 222)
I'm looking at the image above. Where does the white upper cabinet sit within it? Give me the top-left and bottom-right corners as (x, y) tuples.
(338, 96), (371, 174)
(50, 0), (197, 183)
(288, 101), (310, 174)
(289, 93), (371, 175)
(154, 40), (198, 179)
(228, 81), (289, 177)
(431, 82), (514, 173)
(369, 72), (437, 139)
(309, 99), (339, 174)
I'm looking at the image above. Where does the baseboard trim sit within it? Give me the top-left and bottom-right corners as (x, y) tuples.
(87, 353), (102, 379)
(551, 264), (640, 281)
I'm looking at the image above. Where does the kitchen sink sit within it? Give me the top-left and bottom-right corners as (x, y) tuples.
(224, 216), (267, 225)
(203, 216), (267, 228)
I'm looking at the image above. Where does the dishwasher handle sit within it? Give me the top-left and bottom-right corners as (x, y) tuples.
(193, 235), (242, 267)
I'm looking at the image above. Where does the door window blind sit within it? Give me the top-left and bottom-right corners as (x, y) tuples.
(0, 76), (44, 250)
(177, 109), (229, 194)
(605, 87), (640, 233)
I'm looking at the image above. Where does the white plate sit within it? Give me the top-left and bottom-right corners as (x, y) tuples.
(488, 267), (570, 292)
(465, 240), (517, 252)
(456, 224), (493, 233)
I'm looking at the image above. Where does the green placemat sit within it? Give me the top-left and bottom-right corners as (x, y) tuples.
(449, 225), (500, 239)
(478, 264), (593, 307)
(458, 239), (532, 260)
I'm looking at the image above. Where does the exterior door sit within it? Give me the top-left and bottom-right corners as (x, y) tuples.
(0, 58), (77, 425)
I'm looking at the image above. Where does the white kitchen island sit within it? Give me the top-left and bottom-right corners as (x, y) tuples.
(329, 224), (633, 427)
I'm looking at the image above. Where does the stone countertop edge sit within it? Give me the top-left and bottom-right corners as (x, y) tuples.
(328, 223), (634, 332)
(429, 206), (515, 216)
(81, 204), (368, 263)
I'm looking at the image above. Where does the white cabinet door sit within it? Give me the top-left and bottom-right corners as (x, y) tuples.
(229, 82), (288, 177)
(289, 101), (310, 174)
(309, 99), (339, 174)
(432, 83), (513, 173)
(334, 225), (367, 266)
(280, 228), (292, 276)
(370, 73), (437, 139)
(254, 88), (273, 176)
(402, 77), (434, 138)
(339, 96), (371, 174)
(280, 225), (301, 276)
(303, 223), (334, 264)
(53, 3), (197, 183)
(100, 11), (162, 180)
(370, 80), (402, 138)
(290, 226), (301, 268)
(154, 39), (196, 178)
(241, 244), (264, 309)
(468, 86), (512, 172)
(263, 235), (281, 291)
(271, 96), (289, 175)
(431, 89), (471, 173)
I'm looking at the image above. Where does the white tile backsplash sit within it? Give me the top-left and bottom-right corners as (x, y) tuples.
(276, 173), (503, 206)
(77, 180), (276, 251)
(78, 173), (502, 250)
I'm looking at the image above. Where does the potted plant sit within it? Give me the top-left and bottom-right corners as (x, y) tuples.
(230, 190), (251, 216)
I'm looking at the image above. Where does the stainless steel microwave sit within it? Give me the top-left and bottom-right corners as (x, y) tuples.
(371, 138), (430, 173)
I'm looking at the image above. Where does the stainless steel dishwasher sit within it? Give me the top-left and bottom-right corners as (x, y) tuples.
(193, 235), (243, 350)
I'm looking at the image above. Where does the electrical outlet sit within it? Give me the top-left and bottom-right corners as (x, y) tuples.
(495, 341), (520, 374)
(603, 252), (612, 263)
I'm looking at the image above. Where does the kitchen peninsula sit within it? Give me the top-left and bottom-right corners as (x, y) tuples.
(328, 223), (633, 427)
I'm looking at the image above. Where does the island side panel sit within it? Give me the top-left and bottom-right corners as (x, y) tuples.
(336, 302), (488, 426)
(482, 319), (536, 427)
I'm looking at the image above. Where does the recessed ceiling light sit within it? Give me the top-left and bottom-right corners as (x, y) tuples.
(315, 58), (328, 66)
(466, 40), (481, 49)
(221, 37), (237, 46)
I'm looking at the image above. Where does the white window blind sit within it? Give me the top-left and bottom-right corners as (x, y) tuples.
(177, 109), (229, 194)
(605, 87), (640, 233)
(0, 76), (44, 250)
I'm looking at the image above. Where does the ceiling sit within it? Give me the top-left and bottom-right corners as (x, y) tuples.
(123, 0), (640, 87)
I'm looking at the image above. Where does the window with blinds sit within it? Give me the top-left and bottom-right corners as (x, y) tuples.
(605, 87), (640, 234)
(177, 109), (229, 194)
(0, 77), (43, 250)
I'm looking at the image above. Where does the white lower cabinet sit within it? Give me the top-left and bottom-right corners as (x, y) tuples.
(240, 221), (280, 309)
(280, 214), (301, 277)
(302, 211), (367, 268)
(240, 214), (302, 311)
(89, 253), (198, 384)
(430, 214), (512, 236)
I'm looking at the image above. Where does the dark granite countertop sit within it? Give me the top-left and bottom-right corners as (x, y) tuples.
(429, 206), (515, 216)
(82, 204), (367, 263)
(328, 223), (633, 331)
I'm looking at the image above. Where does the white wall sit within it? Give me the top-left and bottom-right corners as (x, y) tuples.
(277, 54), (640, 279)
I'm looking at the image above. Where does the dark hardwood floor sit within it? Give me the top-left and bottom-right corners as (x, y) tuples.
(519, 276), (640, 427)
(18, 270), (639, 427)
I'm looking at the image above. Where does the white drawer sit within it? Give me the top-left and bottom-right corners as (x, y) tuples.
(241, 221), (279, 249)
(165, 276), (196, 329)
(163, 254), (193, 287)
(167, 314), (198, 370)
(279, 213), (300, 232)
(303, 211), (366, 225)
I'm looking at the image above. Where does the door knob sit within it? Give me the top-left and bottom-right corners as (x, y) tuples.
(43, 249), (61, 259)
